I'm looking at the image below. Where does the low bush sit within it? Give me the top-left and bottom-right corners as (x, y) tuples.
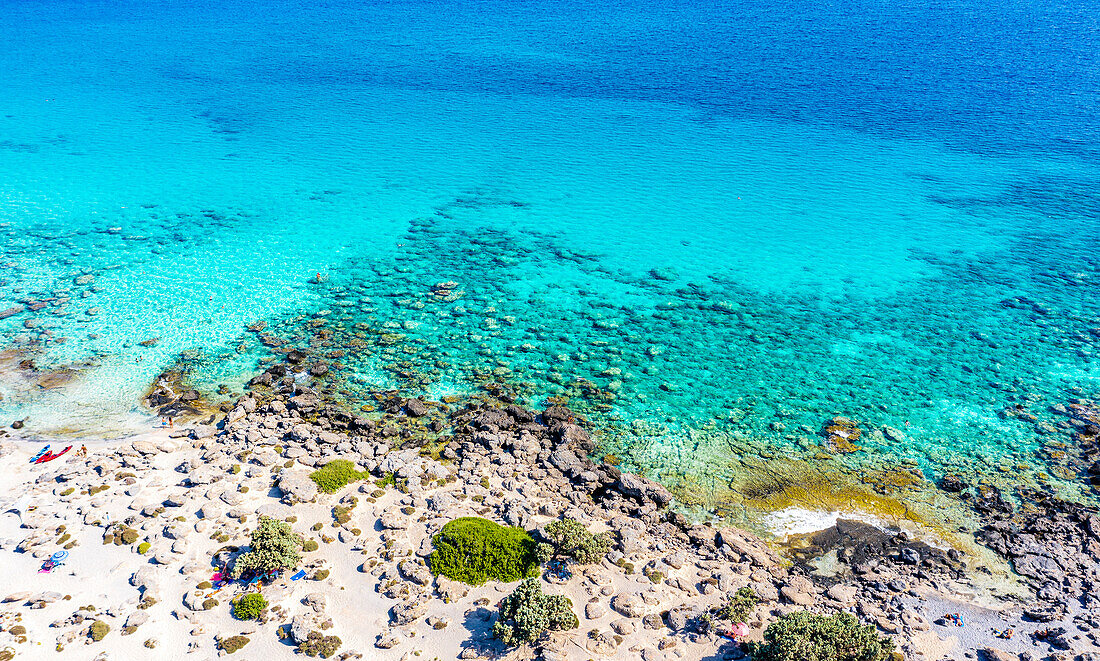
(752, 611), (895, 661)
(716, 587), (758, 622)
(543, 518), (611, 564)
(230, 516), (304, 578)
(297, 630), (342, 658)
(137, 542), (151, 555)
(88, 620), (110, 642)
(119, 528), (139, 545)
(217, 635), (250, 654)
(428, 517), (539, 585)
(303, 539), (319, 552)
(232, 593), (267, 620)
(493, 579), (578, 646)
(310, 460), (368, 493)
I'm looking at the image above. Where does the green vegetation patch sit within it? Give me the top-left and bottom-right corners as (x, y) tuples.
(716, 587), (758, 623)
(217, 635), (250, 654)
(428, 517), (538, 585)
(493, 579), (578, 646)
(543, 518), (611, 564)
(230, 516), (304, 578)
(297, 631), (342, 658)
(232, 593), (267, 620)
(309, 460), (369, 494)
(752, 611), (895, 661)
(88, 620), (110, 642)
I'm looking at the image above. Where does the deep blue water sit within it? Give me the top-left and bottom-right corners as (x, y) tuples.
(1, 0), (1098, 524)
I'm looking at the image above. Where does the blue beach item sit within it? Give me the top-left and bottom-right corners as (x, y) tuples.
(290, 570), (307, 581)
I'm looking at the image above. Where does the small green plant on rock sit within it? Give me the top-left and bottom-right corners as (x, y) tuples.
(428, 517), (539, 585)
(543, 518), (611, 564)
(231, 593), (267, 620)
(332, 506), (352, 525)
(297, 630), (342, 658)
(716, 587), (758, 622)
(751, 611), (895, 661)
(137, 542), (151, 555)
(493, 579), (578, 646)
(309, 460), (368, 493)
(217, 635), (250, 654)
(88, 620), (110, 642)
(230, 516), (304, 578)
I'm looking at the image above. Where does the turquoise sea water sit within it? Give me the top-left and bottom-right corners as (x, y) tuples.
(2, 0), (1098, 517)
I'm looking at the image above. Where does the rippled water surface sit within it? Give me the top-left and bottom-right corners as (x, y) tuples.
(2, 0), (1098, 522)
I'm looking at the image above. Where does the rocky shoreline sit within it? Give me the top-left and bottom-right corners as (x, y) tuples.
(0, 372), (1099, 660)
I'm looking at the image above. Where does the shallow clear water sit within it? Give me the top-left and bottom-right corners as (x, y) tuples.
(1, 0), (1098, 519)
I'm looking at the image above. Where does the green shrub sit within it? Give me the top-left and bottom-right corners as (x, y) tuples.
(197, 581), (213, 590)
(716, 587), (758, 622)
(310, 460), (368, 493)
(543, 518), (611, 564)
(60, 488), (74, 496)
(217, 635), (250, 654)
(303, 539), (319, 552)
(137, 542), (151, 554)
(232, 593), (267, 620)
(493, 579), (578, 646)
(428, 517), (539, 585)
(297, 630), (342, 658)
(313, 569), (330, 581)
(202, 598), (218, 610)
(534, 542), (554, 564)
(120, 528), (139, 545)
(230, 516), (304, 578)
(752, 612), (895, 661)
(89, 620), (110, 642)
(332, 506), (351, 525)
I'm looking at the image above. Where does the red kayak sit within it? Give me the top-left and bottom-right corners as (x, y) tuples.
(35, 445), (72, 464)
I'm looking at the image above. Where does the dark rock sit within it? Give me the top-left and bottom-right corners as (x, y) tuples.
(287, 350), (306, 364)
(472, 408), (511, 430)
(940, 474), (967, 493)
(0, 305), (23, 320)
(289, 393), (319, 411)
(179, 390), (200, 402)
(1013, 553), (1064, 581)
(551, 422), (595, 452)
(542, 405), (573, 425)
(616, 473), (673, 507)
(308, 362), (329, 377)
(503, 404), (535, 424)
(404, 399), (429, 417)
(899, 547), (921, 565)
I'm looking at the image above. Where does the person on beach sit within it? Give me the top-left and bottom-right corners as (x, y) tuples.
(78, 444), (87, 457)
